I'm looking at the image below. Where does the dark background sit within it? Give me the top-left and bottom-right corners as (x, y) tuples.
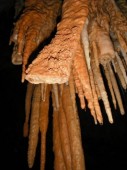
(0, 2), (127, 170)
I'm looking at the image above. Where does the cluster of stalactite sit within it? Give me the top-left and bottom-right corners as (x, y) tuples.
(10, 0), (127, 169)
(10, 0), (61, 82)
(24, 82), (85, 170)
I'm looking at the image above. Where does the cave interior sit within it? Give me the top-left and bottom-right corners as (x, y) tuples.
(1, 1), (127, 170)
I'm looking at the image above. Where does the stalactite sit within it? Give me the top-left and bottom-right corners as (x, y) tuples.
(10, 0), (127, 169)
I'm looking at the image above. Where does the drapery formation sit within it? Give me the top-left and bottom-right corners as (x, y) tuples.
(10, 0), (127, 169)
